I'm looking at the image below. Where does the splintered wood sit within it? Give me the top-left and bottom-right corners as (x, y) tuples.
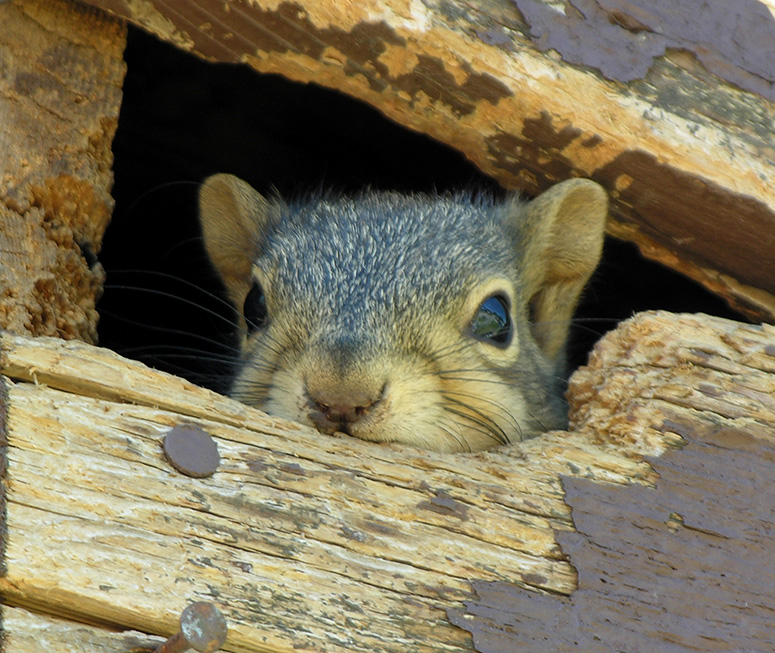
(0, 333), (641, 651)
(82, 0), (775, 322)
(0, 0), (125, 341)
(1, 311), (774, 650)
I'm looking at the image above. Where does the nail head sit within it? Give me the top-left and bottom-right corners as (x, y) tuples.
(163, 424), (220, 478)
(180, 601), (228, 652)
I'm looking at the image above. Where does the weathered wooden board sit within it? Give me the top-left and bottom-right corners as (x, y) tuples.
(0, 606), (164, 652)
(0, 327), (654, 651)
(1, 311), (774, 650)
(81, 0), (775, 322)
(453, 312), (775, 650)
(0, 0), (126, 341)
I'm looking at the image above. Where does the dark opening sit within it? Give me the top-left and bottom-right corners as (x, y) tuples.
(97, 27), (745, 392)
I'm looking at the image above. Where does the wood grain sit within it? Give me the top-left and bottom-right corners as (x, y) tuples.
(3, 311), (774, 649)
(0, 0), (125, 341)
(82, 0), (775, 322)
(0, 606), (164, 652)
(0, 323), (665, 651)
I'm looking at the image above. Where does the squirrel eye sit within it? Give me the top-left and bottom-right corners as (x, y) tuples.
(471, 295), (512, 346)
(244, 282), (268, 333)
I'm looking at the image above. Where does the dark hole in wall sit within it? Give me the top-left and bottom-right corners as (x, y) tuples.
(97, 26), (745, 394)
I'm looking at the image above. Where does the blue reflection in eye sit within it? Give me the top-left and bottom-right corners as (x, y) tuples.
(471, 295), (512, 346)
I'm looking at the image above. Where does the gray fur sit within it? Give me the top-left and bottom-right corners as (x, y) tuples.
(260, 192), (522, 349)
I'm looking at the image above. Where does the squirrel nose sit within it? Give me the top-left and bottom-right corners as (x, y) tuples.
(307, 386), (382, 434)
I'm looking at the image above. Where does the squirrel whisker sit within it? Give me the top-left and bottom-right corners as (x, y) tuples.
(438, 388), (521, 436)
(442, 405), (510, 447)
(441, 397), (511, 446)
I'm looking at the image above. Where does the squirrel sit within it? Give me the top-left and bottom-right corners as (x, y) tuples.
(198, 174), (607, 453)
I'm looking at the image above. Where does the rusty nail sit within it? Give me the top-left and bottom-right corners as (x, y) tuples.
(154, 601), (228, 653)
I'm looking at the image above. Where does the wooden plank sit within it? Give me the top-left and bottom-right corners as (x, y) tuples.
(452, 312), (775, 650)
(0, 606), (164, 652)
(2, 313), (775, 649)
(0, 0), (126, 341)
(82, 0), (775, 322)
(0, 328), (663, 651)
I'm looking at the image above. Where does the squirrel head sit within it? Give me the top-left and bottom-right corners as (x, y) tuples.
(199, 174), (607, 452)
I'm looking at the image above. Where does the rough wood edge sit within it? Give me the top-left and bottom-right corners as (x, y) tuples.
(0, 0), (126, 341)
(2, 311), (775, 650)
(82, 0), (775, 322)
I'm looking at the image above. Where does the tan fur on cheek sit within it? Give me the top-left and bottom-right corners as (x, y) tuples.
(359, 367), (453, 450)
(438, 370), (525, 447)
(263, 370), (312, 426)
(421, 325), (526, 451)
(229, 331), (285, 411)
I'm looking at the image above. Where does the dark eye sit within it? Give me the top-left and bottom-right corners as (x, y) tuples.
(471, 295), (512, 346)
(244, 282), (268, 333)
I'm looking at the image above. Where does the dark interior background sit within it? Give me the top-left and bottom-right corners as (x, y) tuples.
(97, 27), (744, 393)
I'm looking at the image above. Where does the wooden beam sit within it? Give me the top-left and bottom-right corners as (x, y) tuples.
(0, 0), (125, 341)
(2, 310), (775, 649)
(0, 326), (657, 651)
(0, 607), (164, 652)
(82, 0), (775, 322)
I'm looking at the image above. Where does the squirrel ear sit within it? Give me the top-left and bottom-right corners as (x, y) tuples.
(198, 174), (275, 306)
(517, 178), (607, 363)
